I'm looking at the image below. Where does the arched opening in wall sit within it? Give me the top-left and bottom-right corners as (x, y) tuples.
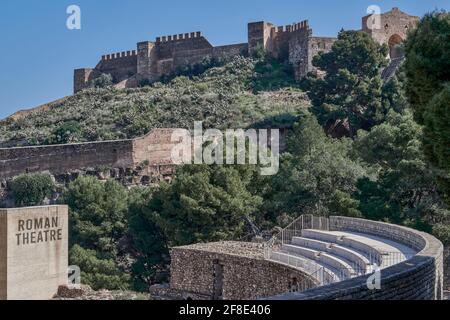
(388, 34), (404, 59)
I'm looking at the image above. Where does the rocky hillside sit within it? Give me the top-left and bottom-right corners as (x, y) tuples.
(0, 56), (310, 147)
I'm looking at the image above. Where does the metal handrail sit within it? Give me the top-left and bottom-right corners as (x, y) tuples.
(263, 214), (415, 291)
(264, 214), (329, 260)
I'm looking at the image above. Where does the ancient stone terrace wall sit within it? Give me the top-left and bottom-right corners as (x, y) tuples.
(269, 217), (444, 300)
(0, 129), (178, 179)
(0, 139), (133, 179)
(132, 129), (179, 166)
(170, 242), (318, 300)
(169, 217), (445, 300)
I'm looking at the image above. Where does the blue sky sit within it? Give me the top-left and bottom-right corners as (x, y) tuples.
(0, 0), (449, 119)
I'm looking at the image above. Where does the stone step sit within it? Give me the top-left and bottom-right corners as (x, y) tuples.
(301, 229), (418, 268)
(301, 229), (385, 265)
(282, 244), (357, 279)
(292, 237), (371, 273)
(268, 250), (340, 284)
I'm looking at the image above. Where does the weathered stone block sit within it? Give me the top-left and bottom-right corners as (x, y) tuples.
(0, 206), (68, 300)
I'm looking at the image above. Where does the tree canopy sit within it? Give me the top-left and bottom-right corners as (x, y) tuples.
(303, 30), (389, 136)
(404, 11), (450, 205)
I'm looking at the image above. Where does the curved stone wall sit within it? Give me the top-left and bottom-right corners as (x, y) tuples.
(269, 217), (444, 300)
(170, 242), (318, 300)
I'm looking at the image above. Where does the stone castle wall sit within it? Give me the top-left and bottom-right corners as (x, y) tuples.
(362, 7), (419, 47)
(96, 50), (138, 83)
(287, 22), (315, 80)
(132, 129), (178, 166)
(74, 68), (100, 93)
(170, 242), (317, 300)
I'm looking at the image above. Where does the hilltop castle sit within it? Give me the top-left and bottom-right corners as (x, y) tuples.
(74, 8), (419, 93)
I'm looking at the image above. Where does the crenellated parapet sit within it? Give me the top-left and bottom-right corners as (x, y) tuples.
(101, 50), (137, 61)
(271, 20), (310, 34)
(155, 31), (202, 44)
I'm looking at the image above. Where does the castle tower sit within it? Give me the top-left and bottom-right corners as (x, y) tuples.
(137, 41), (157, 81)
(362, 7), (420, 58)
(248, 21), (275, 56)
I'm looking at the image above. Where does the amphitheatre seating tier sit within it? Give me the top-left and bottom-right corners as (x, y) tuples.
(269, 251), (339, 284)
(282, 244), (356, 279)
(265, 216), (442, 300)
(291, 237), (371, 273)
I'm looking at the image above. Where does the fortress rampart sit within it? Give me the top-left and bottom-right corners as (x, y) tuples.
(74, 8), (419, 93)
(0, 129), (178, 179)
(0, 139), (133, 179)
(0, 127), (290, 181)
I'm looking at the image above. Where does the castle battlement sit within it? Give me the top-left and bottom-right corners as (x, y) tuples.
(74, 7), (420, 93)
(272, 20), (310, 34)
(156, 31), (203, 44)
(101, 50), (137, 61)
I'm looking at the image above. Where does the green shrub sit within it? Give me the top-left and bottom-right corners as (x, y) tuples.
(11, 173), (55, 207)
(46, 120), (82, 144)
(69, 245), (130, 291)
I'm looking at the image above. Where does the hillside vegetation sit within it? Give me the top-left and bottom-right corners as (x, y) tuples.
(0, 56), (308, 146)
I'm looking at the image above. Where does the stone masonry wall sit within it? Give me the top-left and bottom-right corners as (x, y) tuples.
(74, 68), (101, 93)
(132, 129), (179, 167)
(444, 246), (450, 291)
(0, 129), (179, 179)
(96, 51), (138, 83)
(0, 139), (133, 179)
(170, 242), (317, 300)
(362, 7), (420, 48)
(0, 128), (288, 181)
(212, 43), (249, 60)
(288, 24), (313, 80)
(308, 37), (336, 76)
